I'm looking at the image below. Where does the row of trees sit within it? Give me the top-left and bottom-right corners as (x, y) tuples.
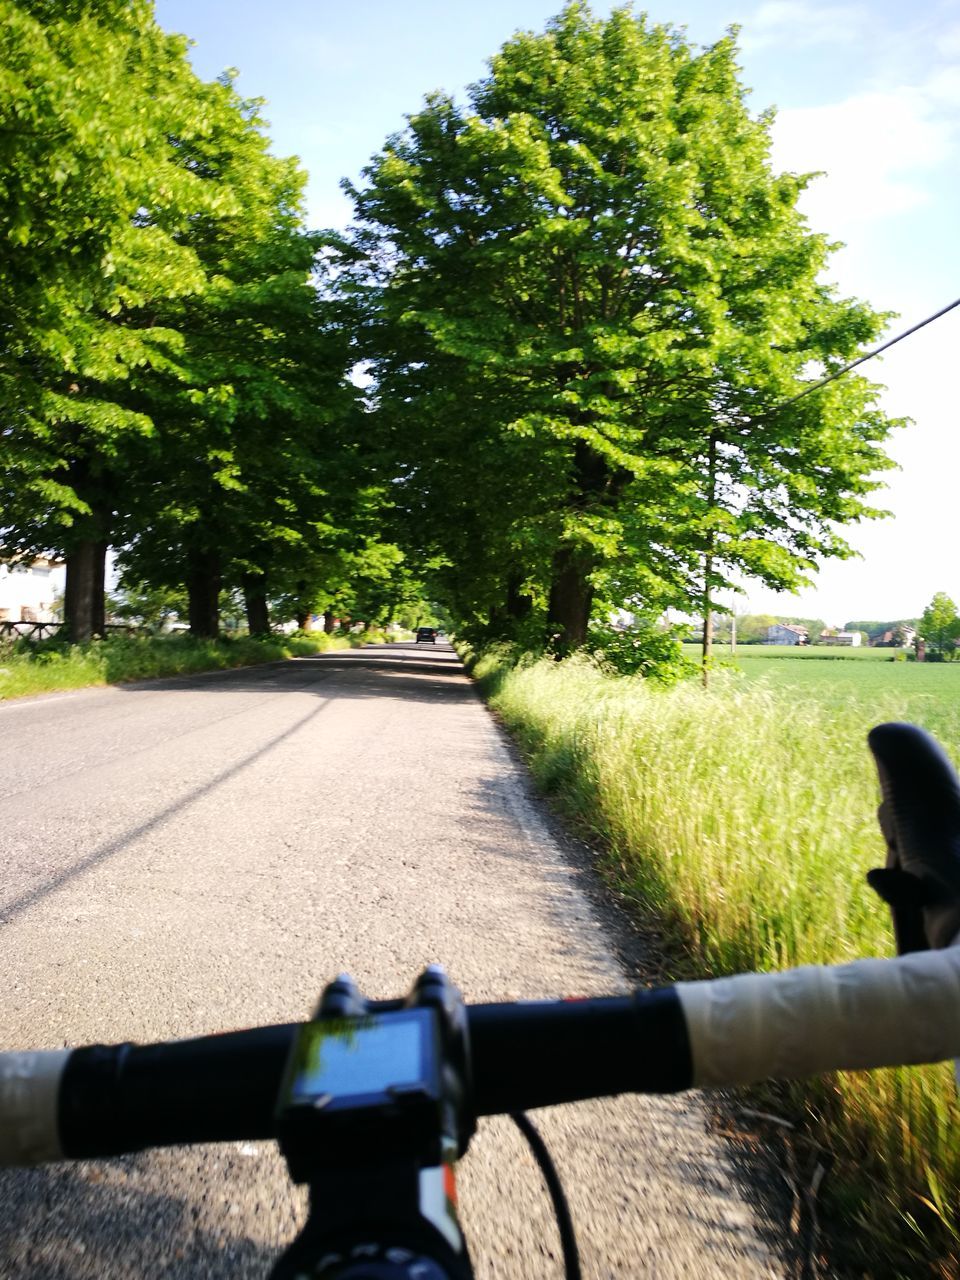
(1, 0), (429, 641)
(3, 2), (903, 659)
(713, 616), (921, 646)
(706, 614), (828, 645)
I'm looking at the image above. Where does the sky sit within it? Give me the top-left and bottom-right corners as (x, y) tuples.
(153, 0), (960, 628)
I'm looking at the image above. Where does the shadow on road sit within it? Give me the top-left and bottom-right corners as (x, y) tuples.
(0, 697), (335, 927)
(0, 647), (477, 927)
(0, 1158), (287, 1279)
(114, 644), (477, 707)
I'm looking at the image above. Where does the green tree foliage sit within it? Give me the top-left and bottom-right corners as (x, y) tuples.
(590, 613), (695, 682)
(0, 0), (229, 637)
(346, 2), (901, 655)
(735, 616), (762, 645)
(113, 82), (360, 637)
(1, 1), (360, 641)
(106, 580), (188, 632)
(920, 593), (960, 659)
(844, 619), (919, 645)
(271, 534), (430, 633)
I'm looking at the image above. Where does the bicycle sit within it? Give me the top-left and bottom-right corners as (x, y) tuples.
(2, 721), (960, 1279)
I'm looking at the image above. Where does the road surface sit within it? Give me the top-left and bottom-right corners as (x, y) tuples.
(0, 643), (786, 1277)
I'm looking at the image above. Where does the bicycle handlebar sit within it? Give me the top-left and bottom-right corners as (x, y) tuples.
(3, 941), (960, 1169)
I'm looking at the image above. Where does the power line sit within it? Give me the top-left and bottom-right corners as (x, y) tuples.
(759, 294), (960, 418)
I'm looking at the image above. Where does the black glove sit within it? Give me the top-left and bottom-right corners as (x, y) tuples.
(867, 722), (960, 952)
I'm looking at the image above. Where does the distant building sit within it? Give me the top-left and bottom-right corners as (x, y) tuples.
(819, 630), (861, 646)
(0, 558), (64, 624)
(765, 623), (808, 646)
(870, 625), (917, 648)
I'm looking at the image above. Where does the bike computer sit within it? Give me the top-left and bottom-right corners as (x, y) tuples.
(276, 1007), (444, 1180)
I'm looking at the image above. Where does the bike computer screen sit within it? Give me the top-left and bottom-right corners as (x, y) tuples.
(282, 1008), (438, 1110)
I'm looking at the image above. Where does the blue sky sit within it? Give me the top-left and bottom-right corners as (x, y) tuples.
(154, 0), (960, 627)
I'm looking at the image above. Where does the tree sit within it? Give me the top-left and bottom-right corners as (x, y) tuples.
(844, 619), (919, 646)
(920, 593), (960, 659)
(345, 2), (900, 655)
(106, 581), (187, 632)
(734, 614), (777, 644)
(0, 2), (363, 645)
(0, 0), (229, 639)
(0, 0), (273, 637)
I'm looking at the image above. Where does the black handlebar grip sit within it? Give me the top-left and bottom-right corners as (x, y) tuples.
(58, 1026), (297, 1158)
(867, 722), (960, 952)
(53, 992), (693, 1159)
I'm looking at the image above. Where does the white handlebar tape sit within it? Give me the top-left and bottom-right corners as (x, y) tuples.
(0, 1050), (68, 1165)
(676, 943), (960, 1088)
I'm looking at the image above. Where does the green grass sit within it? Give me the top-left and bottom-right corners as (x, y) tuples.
(0, 629), (388, 702)
(688, 645), (960, 733)
(470, 646), (960, 1276)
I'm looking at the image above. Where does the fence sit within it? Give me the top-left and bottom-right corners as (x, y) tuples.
(0, 622), (136, 642)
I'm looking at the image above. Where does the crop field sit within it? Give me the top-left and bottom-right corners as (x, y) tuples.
(684, 644), (960, 747)
(476, 646), (960, 1275)
(685, 641), (896, 661)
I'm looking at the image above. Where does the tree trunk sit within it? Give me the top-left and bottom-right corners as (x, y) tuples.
(488, 575), (533, 640)
(187, 548), (221, 638)
(293, 580), (313, 632)
(62, 453), (109, 644)
(701, 571), (713, 689)
(543, 439), (630, 654)
(323, 611), (335, 634)
(64, 539), (107, 643)
(547, 546), (594, 654)
(242, 572), (270, 635)
(701, 430), (718, 689)
(505, 575), (533, 621)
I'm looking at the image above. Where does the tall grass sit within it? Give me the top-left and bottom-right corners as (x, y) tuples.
(474, 649), (960, 1275)
(0, 629), (388, 702)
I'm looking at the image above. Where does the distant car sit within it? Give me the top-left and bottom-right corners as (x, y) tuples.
(415, 627), (438, 643)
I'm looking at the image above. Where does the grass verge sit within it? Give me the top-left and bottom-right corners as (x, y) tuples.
(466, 645), (960, 1278)
(0, 629), (390, 703)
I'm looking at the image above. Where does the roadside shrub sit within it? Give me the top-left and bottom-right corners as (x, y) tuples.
(588, 617), (696, 683)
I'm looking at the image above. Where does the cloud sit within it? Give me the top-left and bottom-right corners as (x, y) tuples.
(769, 83), (957, 232)
(739, 1), (871, 52)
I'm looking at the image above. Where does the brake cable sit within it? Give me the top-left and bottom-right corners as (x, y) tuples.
(510, 1111), (582, 1280)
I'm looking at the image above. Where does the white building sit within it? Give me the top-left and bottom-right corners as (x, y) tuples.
(819, 630), (862, 646)
(0, 558), (65, 624)
(765, 623), (808, 646)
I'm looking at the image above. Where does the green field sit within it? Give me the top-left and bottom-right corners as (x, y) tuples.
(686, 642), (897, 660)
(685, 644), (960, 741)
(473, 645), (960, 1276)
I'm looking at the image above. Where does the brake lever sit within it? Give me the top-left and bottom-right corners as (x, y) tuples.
(867, 722), (960, 953)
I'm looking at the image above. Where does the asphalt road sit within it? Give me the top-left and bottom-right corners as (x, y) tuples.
(0, 643), (786, 1278)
